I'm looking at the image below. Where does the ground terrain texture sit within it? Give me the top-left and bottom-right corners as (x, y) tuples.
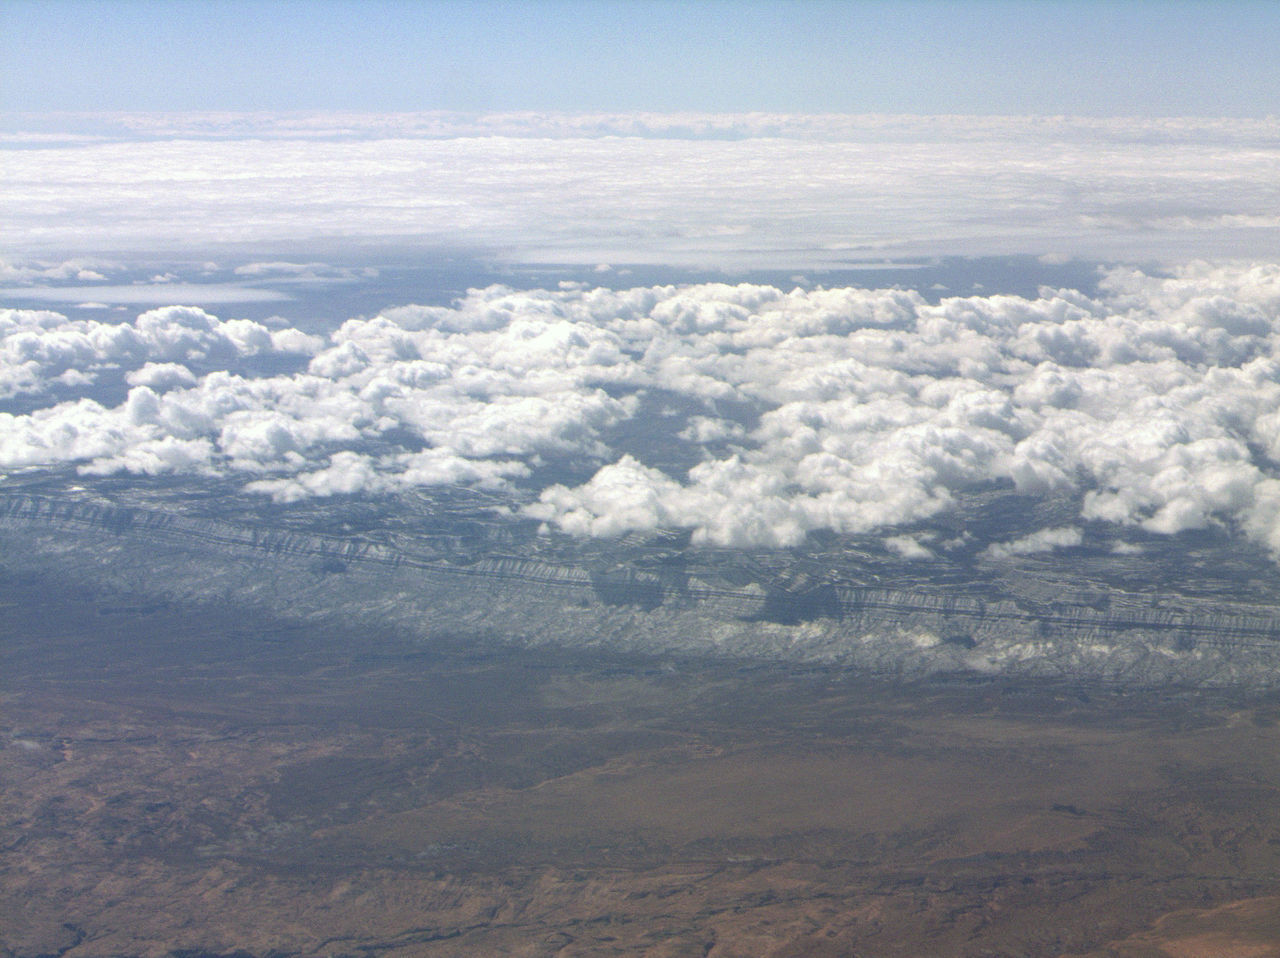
(5, 572), (1280, 957)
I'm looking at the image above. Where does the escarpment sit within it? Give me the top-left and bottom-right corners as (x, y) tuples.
(4, 484), (1280, 687)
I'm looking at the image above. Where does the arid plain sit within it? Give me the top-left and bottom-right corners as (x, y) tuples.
(5, 569), (1280, 958)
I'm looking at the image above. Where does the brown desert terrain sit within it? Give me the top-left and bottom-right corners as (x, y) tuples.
(4, 570), (1280, 957)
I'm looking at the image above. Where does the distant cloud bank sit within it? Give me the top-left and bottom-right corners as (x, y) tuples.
(6, 262), (1280, 560)
(6, 113), (1280, 561)
(9, 111), (1279, 143)
(2, 113), (1278, 266)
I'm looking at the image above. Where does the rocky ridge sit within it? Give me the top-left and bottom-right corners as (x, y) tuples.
(3, 481), (1280, 687)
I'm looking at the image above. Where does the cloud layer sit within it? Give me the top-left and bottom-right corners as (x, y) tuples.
(3, 114), (1278, 266)
(5, 262), (1280, 560)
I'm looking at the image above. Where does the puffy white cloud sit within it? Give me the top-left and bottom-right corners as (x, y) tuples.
(79, 436), (216, 477)
(0, 291), (642, 497)
(884, 535), (936, 560)
(0, 258), (111, 284)
(0, 305), (319, 400)
(521, 264), (1280, 555)
(244, 448), (529, 503)
(243, 451), (387, 502)
(985, 526), (1083, 559)
(7, 264), (1280, 560)
(679, 416), (746, 444)
(125, 362), (198, 391)
(530, 456), (683, 539)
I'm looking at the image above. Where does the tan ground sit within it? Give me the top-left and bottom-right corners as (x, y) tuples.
(4, 583), (1280, 956)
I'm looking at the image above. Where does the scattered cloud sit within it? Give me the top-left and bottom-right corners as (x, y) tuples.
(232, 261), (379, 281)
(0, 304), (318, 400)
(0, 258), (114, 284)
(4, 263), (1280, 561)
(124, 362), (199, 391)
(984, 526), (1083, 560)
(884, 534), (936, 560)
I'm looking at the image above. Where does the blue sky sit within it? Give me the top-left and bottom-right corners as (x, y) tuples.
(2, 0), (1278, 116)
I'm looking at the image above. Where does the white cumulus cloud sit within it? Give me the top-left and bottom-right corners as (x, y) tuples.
(5, 264), (1280, 562)
(984, 526), (1084, 560)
